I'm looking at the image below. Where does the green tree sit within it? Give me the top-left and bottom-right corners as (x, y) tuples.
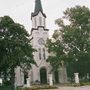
(0, 16), (36, 85)
(46, 30), (67, 71)
(46, 6), (90, 79)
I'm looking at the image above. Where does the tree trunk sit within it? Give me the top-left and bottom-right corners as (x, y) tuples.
(3, 70), (8, 85)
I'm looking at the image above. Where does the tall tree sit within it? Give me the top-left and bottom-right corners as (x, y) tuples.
(46, 30), (66, 71)
(0, 16), (36, 85)
(46, 6), (90, 79)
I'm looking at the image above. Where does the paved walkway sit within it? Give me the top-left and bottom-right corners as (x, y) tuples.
(58, 86), (90, 90)
(42, 86), (90, 90)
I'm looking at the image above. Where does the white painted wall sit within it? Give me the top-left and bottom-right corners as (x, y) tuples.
(32, 12), (46, 29)
(31, 11), (50, 83)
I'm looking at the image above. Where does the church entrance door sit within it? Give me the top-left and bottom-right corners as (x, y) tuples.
(24, 72), (28, 84)
(40, 67), (47, 84)
(54, 70), (59, 83)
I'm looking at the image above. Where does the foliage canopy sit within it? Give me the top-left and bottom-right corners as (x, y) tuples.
(0, 16), (36, 85)
(46, 6), (90, 78)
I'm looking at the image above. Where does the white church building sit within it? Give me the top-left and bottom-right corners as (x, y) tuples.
(15, 0), (68, 86)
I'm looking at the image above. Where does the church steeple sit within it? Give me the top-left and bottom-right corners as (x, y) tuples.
(31, 0), (46, 18)
(34, 0), (43, 13)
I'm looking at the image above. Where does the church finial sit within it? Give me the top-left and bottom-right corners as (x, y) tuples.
(34, 0), (43, 13)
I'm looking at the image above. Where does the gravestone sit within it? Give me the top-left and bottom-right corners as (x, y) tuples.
(74, 73), (79, 84)
(49, 74), (53, 86)
(0, 78), (2, 86)
(26, 78), (31, 87)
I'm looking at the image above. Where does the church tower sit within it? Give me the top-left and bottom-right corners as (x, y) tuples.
(15, 0), (68, 86)
(30, 0), (50, 84)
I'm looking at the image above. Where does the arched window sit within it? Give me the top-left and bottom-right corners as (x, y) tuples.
(39, 17), (42, 26)
(39, 48), (41, 60)
(44, 19), (46, 27)
(34, 18), (37, 27)
(43, 48), (46, 60)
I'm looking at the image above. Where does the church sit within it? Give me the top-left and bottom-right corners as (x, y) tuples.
(15, 0), (68, 86)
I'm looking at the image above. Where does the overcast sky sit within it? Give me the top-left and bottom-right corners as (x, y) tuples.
(0, 0), (90, 37)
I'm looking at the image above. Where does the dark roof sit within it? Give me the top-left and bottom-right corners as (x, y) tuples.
(31, 26), (49, 34)
(31, 0), (46, 18)
(34, 0), (43, 13)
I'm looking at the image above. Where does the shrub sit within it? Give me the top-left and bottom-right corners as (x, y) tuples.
(72, 83), (80, 87)
(18, 85), (58, 90)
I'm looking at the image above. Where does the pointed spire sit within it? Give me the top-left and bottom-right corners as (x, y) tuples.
(34, 0), (43, 13)
(31, 0), (46, 18)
